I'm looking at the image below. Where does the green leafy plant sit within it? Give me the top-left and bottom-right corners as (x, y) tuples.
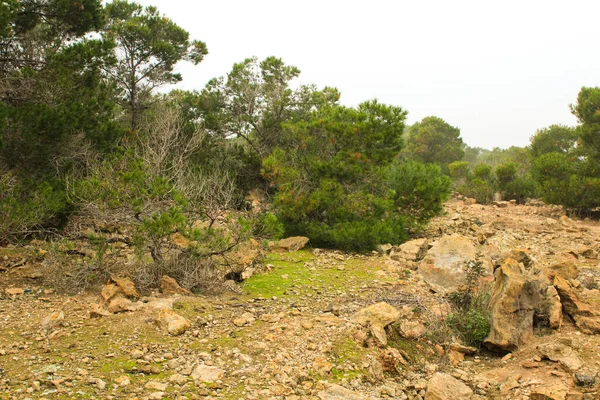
(446, 260), (491, 347)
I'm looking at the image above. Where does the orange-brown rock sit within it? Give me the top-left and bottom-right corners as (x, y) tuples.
(484, 258), (541, 352)
(159, 275), (191, 295)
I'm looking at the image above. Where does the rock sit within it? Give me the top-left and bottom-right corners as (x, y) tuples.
(313, 356), (333, 374)
(317, 382), (372, 400)
(530, 383), (569, 400)
(546, 285), (563, 329)
(100, 284), (121, 303)
(538, 339), (583, 372)
(232, 312), (255, 327)
(425, 373), (473, 400)
(447, 350), (464, 366)
(5, 288), (24, 295)
(376, 243), (393, 255)
(544, 261), (579, 281)
(42, 310), (64, 331)
(114, 375), (130, 386)
(351, 302), (401, 327)
(191, 364), (224, 382)
(380, 348), (406, 372)
(159, 276), (191, 295)
(88, 377), (106, 390)
(366, 355), (384, 381)
(449, 343), (478, 355)
(109, 275), (139, 298)
(89, 303), (111, 318)
(107, 296), (139, 313)
(370, 324), (388, 346)
(273, 236), (309, 252)
(390, 238), (428, 262)
(398, 320), (426, 339)
(351, 302), (401, 346)
(145, 381), (167, 391)
(169, 373), (188, 385)
(170, 232), (190, 248)
(155, 309), (191, 336)
(574, 373), (596, 387)
(418, 235), (488, 293)
(554, 276), (600, 334)
(484, 257), (541, 352)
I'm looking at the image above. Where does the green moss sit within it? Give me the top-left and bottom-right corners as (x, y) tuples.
(244, 251), (395, 299)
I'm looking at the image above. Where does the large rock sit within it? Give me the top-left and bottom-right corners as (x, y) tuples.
(154, 309), (191, 336)
(484, 258), (541, 352)
(390, 238), (428, 262)
(109, 275), (139, 299)
(418, 235), (487, 293)
(191, 365), (224, 382)
(351, 302), (401, 346)
(159, 276), (191, 296)
(273, 236), (309, 252)
(538, 338), (583, 372)
(425, 373), (473, 400)
(107, 296), (140, 313)
(554, 276), (600, 334)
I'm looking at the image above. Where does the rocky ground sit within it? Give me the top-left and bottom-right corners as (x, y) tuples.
(1, 199), (600, 399)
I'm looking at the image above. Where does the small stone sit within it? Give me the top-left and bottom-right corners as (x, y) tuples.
(145, 381), (167, 391)
(574, 373), (596, 387)
(42, 310), (64, 331)
(169, 373), (188, 385)
(131, 349), (145, 359)
(114, 375), (130, 386)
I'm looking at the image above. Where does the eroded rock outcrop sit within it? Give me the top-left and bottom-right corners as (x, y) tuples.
(484, 257), (541, 352)
(418, 234), (490, 293)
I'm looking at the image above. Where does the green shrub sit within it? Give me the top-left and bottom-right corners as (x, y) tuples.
(0, 174), (69, 242)
(252, 211), (284, 240)
(446, 260), (491, 348)
(264, 102), (450, 252)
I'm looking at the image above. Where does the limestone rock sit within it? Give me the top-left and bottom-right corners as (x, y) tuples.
(42, 310), (64, 331)
(484, 258), (541, 352)
(191, 364), (224, 382)
(543, 261), (579, 282)
(418, 235), (488, 293)
(537, 338), (583, 372)
(317, 382), (373, 400)
(159, 275), (191, 296)
(546, 286), (563, 329)
(109, 275), (139, 298)
(425, 372), (473, 400)
(390, 238), (428, 262)
(554, 276), (600, 334)
(155, 309), (191, 336)
(100, 284), (120, 303)
(351, 302), (401, 327)
(351, 302), (401, 346)
(107, 296), (139, 313)
(398, 320), (426, 339)
(89, 303), (111, 318)
(530, 383), (569, 400)
(5, 288), (24, 295)
(232, 312), (255, 327)
(273, 236), (309, 252)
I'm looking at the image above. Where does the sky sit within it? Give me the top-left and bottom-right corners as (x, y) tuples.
(135, 0), (600, 150)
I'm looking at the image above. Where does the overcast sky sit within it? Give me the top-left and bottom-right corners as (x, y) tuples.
(136, 0), (599, 150)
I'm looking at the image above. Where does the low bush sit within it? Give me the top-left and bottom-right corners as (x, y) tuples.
(0, 173), (70, 243)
